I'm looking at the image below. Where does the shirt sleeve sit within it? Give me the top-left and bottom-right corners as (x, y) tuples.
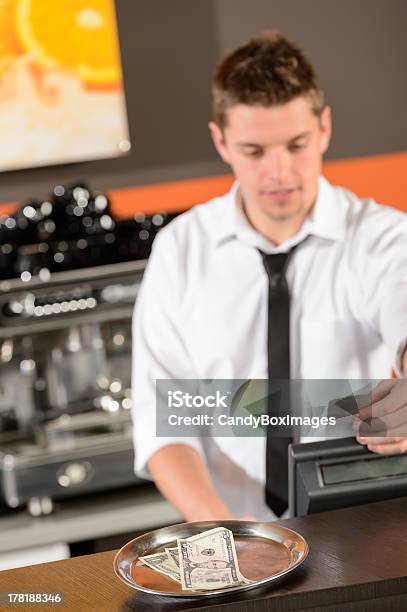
(358, 208), (407, 376)
(131, 226), (205, 479)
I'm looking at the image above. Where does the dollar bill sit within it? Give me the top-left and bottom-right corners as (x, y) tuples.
(165, 547), (180, 568)
(177, 527), (250, 591)
(138, 551), (181, 584)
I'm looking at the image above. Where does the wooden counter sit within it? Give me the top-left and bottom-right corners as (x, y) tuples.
(1, 497), (407, 611)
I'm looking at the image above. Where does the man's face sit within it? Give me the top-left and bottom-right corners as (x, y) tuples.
(209, 97), (331, 224)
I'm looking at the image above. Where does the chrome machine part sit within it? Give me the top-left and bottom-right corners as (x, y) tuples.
(0, 260), (146, 511)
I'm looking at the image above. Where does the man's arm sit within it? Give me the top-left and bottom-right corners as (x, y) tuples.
(148, 444), (233, 521)
(354, 210), (407, 454)
(132, 228), (235, 520)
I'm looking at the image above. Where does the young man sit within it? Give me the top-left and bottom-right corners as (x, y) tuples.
(132, 33), (407, 521)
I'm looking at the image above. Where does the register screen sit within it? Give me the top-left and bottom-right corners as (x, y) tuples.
(321, 455), (407, 485)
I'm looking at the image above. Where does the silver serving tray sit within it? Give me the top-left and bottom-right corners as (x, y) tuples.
(114, 520), (309, 598)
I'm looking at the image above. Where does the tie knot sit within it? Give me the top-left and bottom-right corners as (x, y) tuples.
(260, 251), (292, 283)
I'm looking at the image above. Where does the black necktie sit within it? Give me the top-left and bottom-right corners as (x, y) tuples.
(260, 248), (296, 517)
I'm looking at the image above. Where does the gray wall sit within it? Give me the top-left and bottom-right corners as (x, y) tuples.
(213, 0), (407, 160)
(0, 0), (405, 204)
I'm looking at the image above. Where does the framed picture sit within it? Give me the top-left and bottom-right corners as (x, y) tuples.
(0, 0), (131, 171)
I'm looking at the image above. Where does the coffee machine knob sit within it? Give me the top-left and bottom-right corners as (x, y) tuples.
(57, 462), (90, 487)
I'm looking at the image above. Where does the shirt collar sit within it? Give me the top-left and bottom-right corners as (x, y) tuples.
(213, 175), (347, 252)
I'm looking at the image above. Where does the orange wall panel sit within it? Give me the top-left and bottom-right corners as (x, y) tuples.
(0, 152), (406, 219)
(322, 152), (407, 212)
(108, 152), (407, 217)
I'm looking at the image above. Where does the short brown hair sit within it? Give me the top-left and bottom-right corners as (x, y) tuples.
(212, 31), (324, 128)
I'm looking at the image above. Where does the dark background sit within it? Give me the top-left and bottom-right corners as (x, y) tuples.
(0, 0), (406, 204)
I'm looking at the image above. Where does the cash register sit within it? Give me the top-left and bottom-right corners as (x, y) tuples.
(288, 437), (407, 516)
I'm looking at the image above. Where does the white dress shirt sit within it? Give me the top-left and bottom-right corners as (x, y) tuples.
(132, 176), (407, 520)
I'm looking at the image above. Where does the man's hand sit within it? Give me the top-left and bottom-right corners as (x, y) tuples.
(354, 378), (407, 455)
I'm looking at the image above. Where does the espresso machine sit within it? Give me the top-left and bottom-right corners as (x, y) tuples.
(0, 183), (177, 515)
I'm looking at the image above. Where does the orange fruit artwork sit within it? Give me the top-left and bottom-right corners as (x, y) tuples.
(16, 0), (122, 87)
(0, 0), (24, 73)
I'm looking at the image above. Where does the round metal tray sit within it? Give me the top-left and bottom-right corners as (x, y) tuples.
(114, 520), (309, 598)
